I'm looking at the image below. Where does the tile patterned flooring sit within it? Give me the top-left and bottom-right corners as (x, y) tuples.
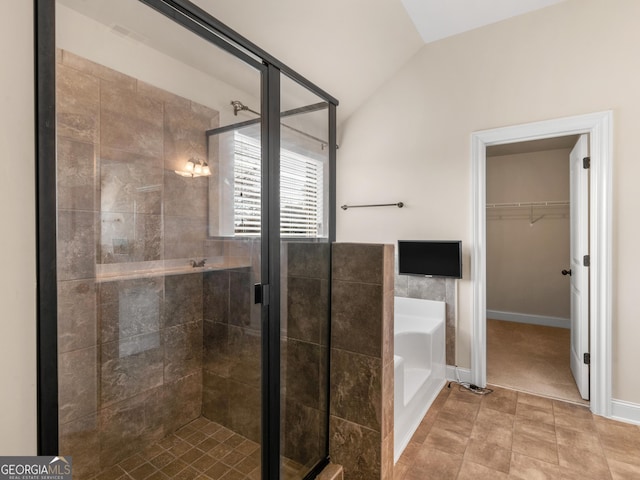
(394, 384), (640, 479)
(487, 319), (587, 404)
(89, 417), (306, 480)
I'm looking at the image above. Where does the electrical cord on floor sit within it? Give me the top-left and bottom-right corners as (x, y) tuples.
(446, 366), (494, 395)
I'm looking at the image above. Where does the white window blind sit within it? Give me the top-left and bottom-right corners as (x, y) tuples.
(233, 131), (324, 237)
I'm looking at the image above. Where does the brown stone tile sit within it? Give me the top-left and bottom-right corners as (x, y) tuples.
(60, 416), (100, 478)
(235, 439), (259, 456)
(101, 80), (163, 156)
(56, 62), (100, 143)
(515, 401), (555, 425)
(514, 417), (556, 444)
(174, 466), (200, 480)
(145, 471), (170, 480)
(509, 452), (561, 479)
(199, 420), (223, 437)
(608, 458), (640, 479)
(423, 425), (470, 455)
(432, 409), (476, 437)
(397, 442), (421, 465)
(475, 404), (516, 429)
(209, 442), (234, 460)
(330, 349), (381, 431)
(57, 279), (98, 354)
(62, 50), (136, 89)
(136, 80), (191, 107)
(219, 469), (245, 480)
(138, 443), (165, 462)
(331, 280), (382, 357)
(287, 276), (325, 344)
(118, 454), (146, 473)
(101, 389), (164, 467)
(463, 437), (511, 473)
(197, 436), (220, 453)
(555, 425), (602, 453)
(512, 434), (558, 465)
(92, 464), (126, 480)
(482, 385), (518, 414)
(410, 447), (463, 479)
(58, 346), (98, 424)
(167, 439), (193, 458)
(129, 462), (157, 480)
(286, 339), (321, 409)
(557, 444), (611, 479)
(234, 454), (260, 475)
(149, 452), (176, 470)
(329, 416), (380, 480)
(456, 460), (510, 479)
(183, 426), (207, 447)
(57, 209), (96, 281)
(180, 447), (205, 464)
(191, 453), (217, 473)
(161, 458), (188, 477)
(57, 137), (97, 212)
(517, 392), (555, 410)
(448, 385), (484, 405)
(332, 243), (385, 284)
(287, 242), (330, 279)
(100, 334), (163, 406)
(204, 461), (231, 479)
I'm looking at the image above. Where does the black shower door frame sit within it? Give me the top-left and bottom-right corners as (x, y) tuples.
(34, 1), (338, 478)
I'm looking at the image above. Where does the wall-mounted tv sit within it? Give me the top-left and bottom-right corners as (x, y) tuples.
(398, 240), (462, 279)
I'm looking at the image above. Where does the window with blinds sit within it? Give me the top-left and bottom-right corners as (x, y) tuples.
(233, 131), (324, 237)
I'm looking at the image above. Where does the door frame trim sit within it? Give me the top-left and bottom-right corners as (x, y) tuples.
(471, 111), (613, 416)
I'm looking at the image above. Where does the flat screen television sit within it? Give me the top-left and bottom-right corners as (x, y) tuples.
(398, 240), (462, 278)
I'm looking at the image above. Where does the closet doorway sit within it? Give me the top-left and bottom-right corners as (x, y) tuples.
(485, 134), (588, 404)
(470, 111), (613, 417)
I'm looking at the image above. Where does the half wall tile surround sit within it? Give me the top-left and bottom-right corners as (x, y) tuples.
(394, 274), (457, 365)
(330, 243), (394, 480)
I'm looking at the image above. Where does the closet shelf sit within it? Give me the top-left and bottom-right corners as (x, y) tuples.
(486, 200), (569, 209)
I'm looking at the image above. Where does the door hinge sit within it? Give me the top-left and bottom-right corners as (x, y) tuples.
(583, 156), (591, 169)
(254, 284), (270, 306)
(583, 255), (590, 267)
(583, 352), (591, 365)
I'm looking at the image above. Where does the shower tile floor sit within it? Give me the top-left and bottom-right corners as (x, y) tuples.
(89, 417), (306, 480)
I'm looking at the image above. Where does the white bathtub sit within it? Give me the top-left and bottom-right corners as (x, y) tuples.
(394, 296), (446, 462)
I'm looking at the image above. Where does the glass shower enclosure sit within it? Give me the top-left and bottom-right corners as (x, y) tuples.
(36, 1), (337, 479)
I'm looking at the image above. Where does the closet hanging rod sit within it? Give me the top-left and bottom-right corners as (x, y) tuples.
(341, 202), (404, 211)
(486, 200), (569, 209)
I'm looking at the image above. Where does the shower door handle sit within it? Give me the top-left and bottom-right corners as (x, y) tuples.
(254, 283), (270, 305)
(562, 269), (572, 276)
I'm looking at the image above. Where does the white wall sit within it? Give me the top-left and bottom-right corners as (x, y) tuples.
(0, 2), (37, 454)
(337, 0), (640, 404)
(486, 149), (570, 320)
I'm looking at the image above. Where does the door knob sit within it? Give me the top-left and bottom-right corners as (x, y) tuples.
(562, 269), (572, 276)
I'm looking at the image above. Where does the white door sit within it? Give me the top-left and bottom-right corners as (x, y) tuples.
(569, 134), (590, 400)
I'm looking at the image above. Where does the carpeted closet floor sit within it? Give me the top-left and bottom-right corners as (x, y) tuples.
(487, 319), (588, 405)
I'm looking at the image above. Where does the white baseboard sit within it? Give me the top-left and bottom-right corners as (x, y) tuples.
(446, 365), (472, 384)
(487, 310), (570, 329)
(611, 399), (640, 426)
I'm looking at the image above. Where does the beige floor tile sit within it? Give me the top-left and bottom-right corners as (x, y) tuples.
(607, 458), (640, 480)
(555, 425), (602, 453)
(515, 402), (555, 425)
(471, 420), (514, 450)
(423, 425), (470, 455)
(463, 437), (511, 473)
(409, 448), (463, 480)
(512, 434), (558, 465)
(557, 444), (611, 478)
(457, 460), (511, 479)
(509, 452), (562, 480)
(514, 417), (557, 444)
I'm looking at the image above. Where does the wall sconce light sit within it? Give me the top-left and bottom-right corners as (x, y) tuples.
(175, 157), (211, 177)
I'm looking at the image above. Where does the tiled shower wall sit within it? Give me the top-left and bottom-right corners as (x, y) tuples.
(394, 275), (457, 364)
(283, 242), (330, 469)
(55, 49), (222, 478)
